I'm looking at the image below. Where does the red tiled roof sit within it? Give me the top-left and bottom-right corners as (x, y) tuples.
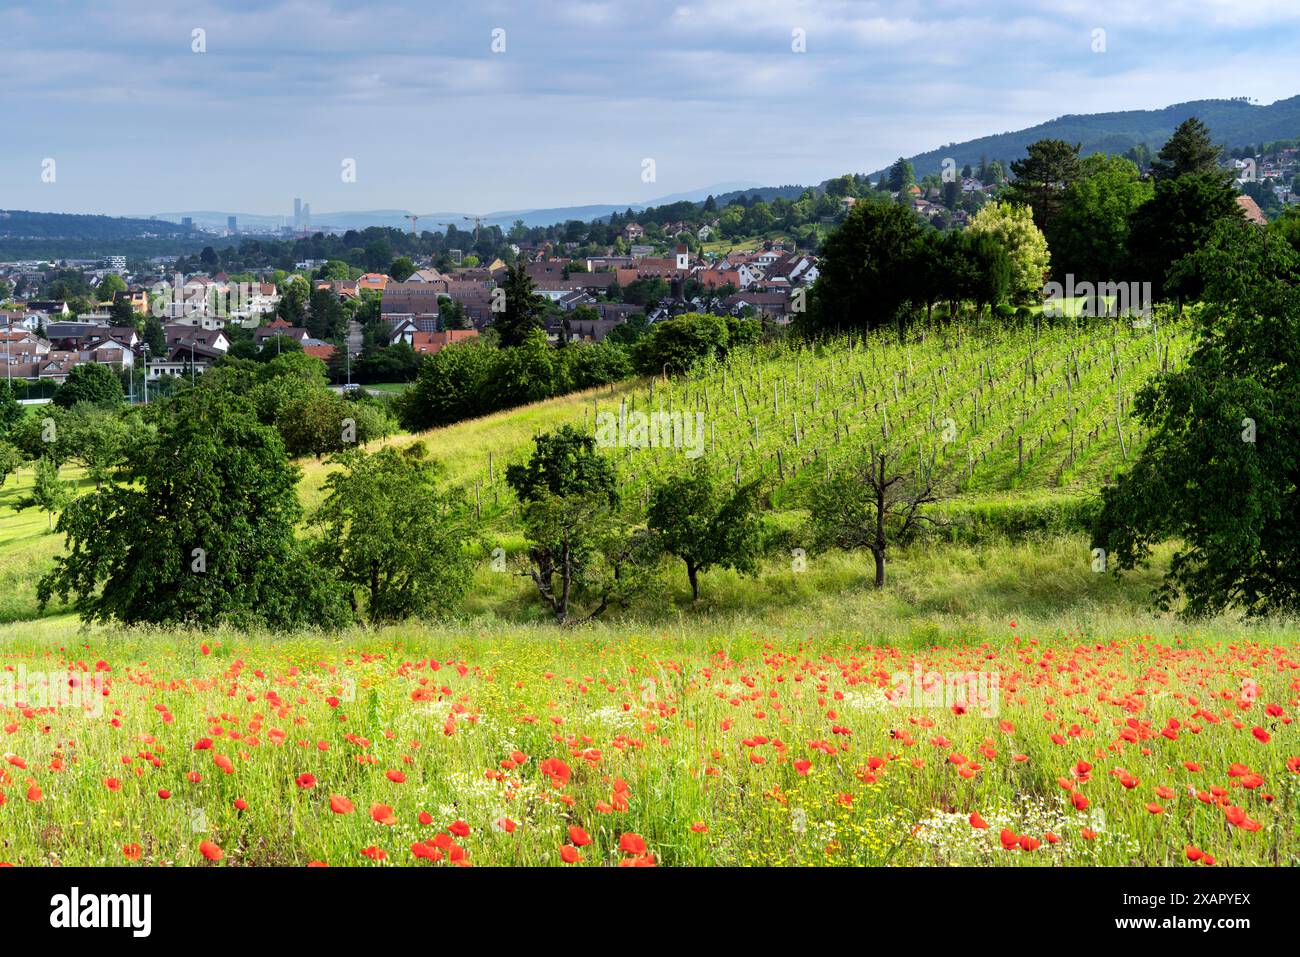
(1236, 195), (1268, 226)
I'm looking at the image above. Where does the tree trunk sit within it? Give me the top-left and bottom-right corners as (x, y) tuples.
(686, 561), (700, 602)
(871, 547), (886, 588)
(557, 540), (572, 622)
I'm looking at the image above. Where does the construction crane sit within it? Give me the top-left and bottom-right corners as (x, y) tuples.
(437, 216), (488, 243)
(404, 214), (420, 234)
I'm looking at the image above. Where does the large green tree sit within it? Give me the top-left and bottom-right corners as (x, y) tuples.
(887, 158), (915, 193)
(493, 261), (546, 347)
(506, 426), (652, 624)
(37, 388), (351, 628)
(803, 198), (923, 333)
(0, 380), (22, 435)
(1050, 154), (1153, 282)
(311, 445), (477, 622)
(1005, 138), (1082, 238)
(965, 201), (1051, 303)
(647, 463), (764, 601)
(54, 363), (124, 409)
(1126, 172), (1243, 301)
(1093, 220), (1300, 616)
(1150, 117), (1228, 183)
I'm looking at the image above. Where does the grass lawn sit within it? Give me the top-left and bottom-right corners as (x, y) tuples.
(0, 462), (91, 623)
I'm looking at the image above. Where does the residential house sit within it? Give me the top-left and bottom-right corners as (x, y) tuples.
(723, 290), (792, 322)
(254, 319), (309, 348)
(83, 336), (135, 368)
(25, 300), (70, 316)
(381, 284), (444, 323)
(165, 325), (230, 352)
(1236, 194), (1269, 226)
(409, 329), (478, 355)
(302, 339), (338, 361)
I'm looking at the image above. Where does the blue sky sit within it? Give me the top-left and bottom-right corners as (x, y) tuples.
(3, 0), (1299, 217)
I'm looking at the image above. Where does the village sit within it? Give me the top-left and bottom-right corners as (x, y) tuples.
(1, 228), (825, 397)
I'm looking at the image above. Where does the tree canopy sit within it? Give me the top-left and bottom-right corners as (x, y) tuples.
(37, 388), (351, 628)
(1093, 220), (1300, 616)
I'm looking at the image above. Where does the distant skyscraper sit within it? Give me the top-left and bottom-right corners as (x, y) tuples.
(181, 216), (193, 228)
(293, 198), (302, 227)
(227, 215), (237, 234)
(302, 203), (311, 227)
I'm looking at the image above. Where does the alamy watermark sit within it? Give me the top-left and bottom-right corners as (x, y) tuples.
(1, 666), (106, 717)
(886, 665), (1000, 717)
(594, 410), (705, 459)
(1041, 275), (1152, 321)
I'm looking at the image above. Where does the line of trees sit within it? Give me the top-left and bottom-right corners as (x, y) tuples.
(802, 118), (1254, 335)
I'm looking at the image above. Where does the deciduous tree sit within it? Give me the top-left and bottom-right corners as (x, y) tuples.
(648, 462), (764, 600)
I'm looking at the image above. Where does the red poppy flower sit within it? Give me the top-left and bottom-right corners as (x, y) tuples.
(330, 794), (355, 814)
(539, 757), (571, 788)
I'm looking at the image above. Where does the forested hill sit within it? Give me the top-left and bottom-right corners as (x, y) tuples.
(0, 209), (209, 259)
(0, 209), (195, 241)
(874, 95), (1300, 179)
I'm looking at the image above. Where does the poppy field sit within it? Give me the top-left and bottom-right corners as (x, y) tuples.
(1, 622), (1297, 867)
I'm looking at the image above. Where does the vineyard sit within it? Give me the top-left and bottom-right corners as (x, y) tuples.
(378, 315), (1195, 524)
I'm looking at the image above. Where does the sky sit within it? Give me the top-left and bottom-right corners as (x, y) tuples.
(3, 0), (1300, 218)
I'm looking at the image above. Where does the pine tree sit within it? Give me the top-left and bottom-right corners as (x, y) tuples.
(1150, 117), (1229, 182)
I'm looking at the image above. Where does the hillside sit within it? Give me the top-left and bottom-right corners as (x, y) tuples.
(302, 314), (1193, 529)
(873, 95), (1300, 180)
(4, 316), (1190, 627)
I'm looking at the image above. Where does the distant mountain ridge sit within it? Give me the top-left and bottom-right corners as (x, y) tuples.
(5, 94), (1298, 259)
(148, 182), (767, 233)
(872, 95), (1300, 180)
